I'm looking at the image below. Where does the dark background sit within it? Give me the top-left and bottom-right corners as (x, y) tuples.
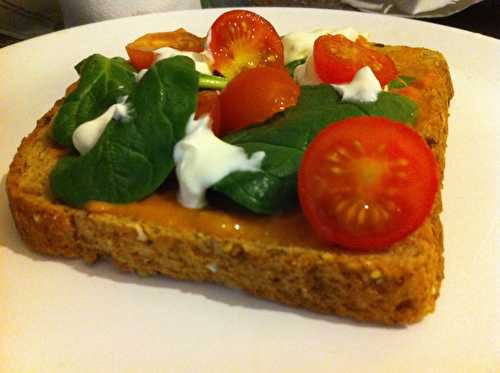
(425, 0), (499, 38)
(0, 0), (498, 48)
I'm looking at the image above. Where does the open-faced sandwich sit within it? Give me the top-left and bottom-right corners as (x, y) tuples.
(7, 10), (453, 325)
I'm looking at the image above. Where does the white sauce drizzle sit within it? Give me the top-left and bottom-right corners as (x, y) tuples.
(202, 28), (215, 64)
(135, 69), (148, 81)
(331, 66), (382, 103)
(293, 53), (322, 86)
(134, 46), (213, 82)
(155, 47), (212, 75)
(294, 54), (381, 103)
(72, 96), (129, 155)
(174, 114), (265, 209)
(282, 27), (366, 64)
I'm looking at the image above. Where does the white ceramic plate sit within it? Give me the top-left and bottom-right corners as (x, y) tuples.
(1, 8), (498, 373)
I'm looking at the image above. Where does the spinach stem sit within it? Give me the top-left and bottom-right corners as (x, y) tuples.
(198, 73), (227, 90)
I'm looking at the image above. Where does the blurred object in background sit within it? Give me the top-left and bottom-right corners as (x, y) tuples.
(201, 0), (484, 17)
(431, 0), (499, 36)
(202, 0), (350, 10)
(342, 0), (483, 17)
(0, 0), (496, 48)
(0, 0), (201, 47)
(0, 0), (62, 47)
(59, 0), (200, 27)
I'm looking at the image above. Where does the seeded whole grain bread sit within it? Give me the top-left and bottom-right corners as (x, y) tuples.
(6, 45), (453, 325)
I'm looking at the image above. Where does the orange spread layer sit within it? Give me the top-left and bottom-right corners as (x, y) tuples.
(85, 71), (435, 250)
(87, 190), (327, 248)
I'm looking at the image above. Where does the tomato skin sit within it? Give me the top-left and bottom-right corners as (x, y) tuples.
(313, 34), (397, 86)
(126, 48), (156, 71)
(195, 90), (222, 137)
(208, 10), (284, 79)
(126, 28), (204, 70)
(219, 66), (300, 135)
(298, 116), (439, 251)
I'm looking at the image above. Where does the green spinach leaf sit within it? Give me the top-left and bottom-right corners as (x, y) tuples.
(355, 91), (418, 125)
(388, 76), (415, 90)
(52, 54), (136, 146)
(52, 54), (137, 147)
(213, 84), (418, 214)
(198, 73), (227, 90)
(50, 56), (198, 206)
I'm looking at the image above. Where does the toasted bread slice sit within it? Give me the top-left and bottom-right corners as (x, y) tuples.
(6, 45), (453, 325)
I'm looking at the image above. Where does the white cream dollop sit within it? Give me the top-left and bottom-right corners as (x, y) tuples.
(135, 69), (148, 81)
(282, 27), (365, 64)
(293, 54), (322, 86)
(331, 66), (382, 103)
(72, 97), (129, 155)
(294, 54), (381, 103)
(174, 114), (265, 209)
(155, 47), (212, 75)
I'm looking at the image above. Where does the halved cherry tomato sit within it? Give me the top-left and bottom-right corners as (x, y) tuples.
(313, 34), (397, 86)
(298, 116), (439, 251)
(126, 28), (204, 70)
(219, 66), (300, 135)
(207, 10), (284, 79)
(195, 90), (221, 137)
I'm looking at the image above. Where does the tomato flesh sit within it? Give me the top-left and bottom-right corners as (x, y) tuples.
(298, 116), (439, 251)
(220, 66), (300, 135)
(207, 10), (284, 79)
(313, 34), (397, 86)
(195, 90), (222, 137)
(126, 28), (204, 70)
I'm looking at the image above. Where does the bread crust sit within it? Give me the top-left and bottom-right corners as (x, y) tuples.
(6, 46), (453, 325)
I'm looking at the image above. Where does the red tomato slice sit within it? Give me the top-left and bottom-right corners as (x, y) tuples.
(207, 10), (284, 79)
(298, 116), (439, 251)
(126, 28), (204, 70)
(195, 90), (222, 137)
(313, 34), (397, 86)
(219, 66), (300, 135)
